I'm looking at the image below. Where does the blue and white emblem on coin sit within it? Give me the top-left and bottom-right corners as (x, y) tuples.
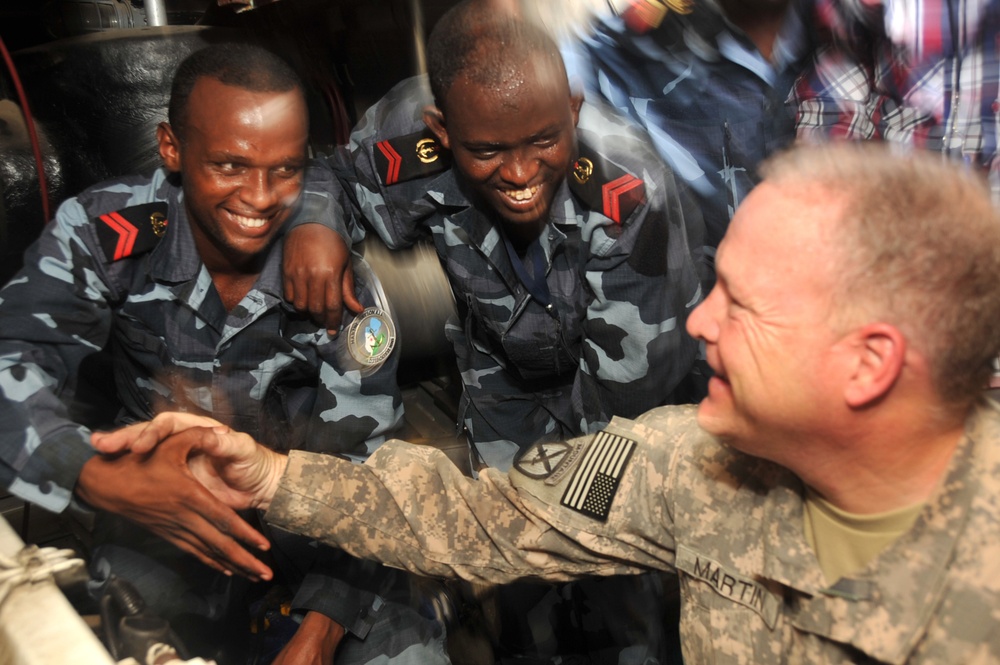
(346, 307), (397, 368)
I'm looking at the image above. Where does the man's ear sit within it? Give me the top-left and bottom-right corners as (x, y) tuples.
(423, 105), (450, 150)
(569, 92), (584, 127)
(843, 323), (907, 408)
(157, 122), (182, 173)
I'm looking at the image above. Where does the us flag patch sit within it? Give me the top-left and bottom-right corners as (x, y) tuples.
(560, 431), (636, 521)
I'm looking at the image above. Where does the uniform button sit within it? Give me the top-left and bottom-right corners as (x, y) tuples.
(39, 481), (53, 494)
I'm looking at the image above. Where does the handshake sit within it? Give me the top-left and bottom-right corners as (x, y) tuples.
(90, 413), (292, 581)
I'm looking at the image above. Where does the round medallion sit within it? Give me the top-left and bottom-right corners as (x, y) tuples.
(345, 307), (397, 368)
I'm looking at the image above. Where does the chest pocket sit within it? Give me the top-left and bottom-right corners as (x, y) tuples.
(459, 290), (583, 382)
(675, 544), (783, 663)
(449, 226), (589, 381)
(110, 321), (174, 422)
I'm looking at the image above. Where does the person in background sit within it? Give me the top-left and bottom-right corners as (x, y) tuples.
(561, 0), (817, 265)
(793, 0), (1000, 385)
(794, 0), (999, 196)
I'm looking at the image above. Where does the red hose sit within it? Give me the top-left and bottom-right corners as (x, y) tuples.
(0, 35), (51, 225)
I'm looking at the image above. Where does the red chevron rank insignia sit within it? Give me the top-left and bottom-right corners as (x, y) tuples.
(94, 202), (168, 263)
(373, 129), (450, 186)
(602, 174), (646, 224)
(568, 143), (646, 224)
(376, 140), (403, 185)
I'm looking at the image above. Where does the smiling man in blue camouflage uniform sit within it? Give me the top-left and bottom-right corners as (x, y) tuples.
(283, 5), (704, 663)
(315, 5), (706, 469)
(0, 43), (449, 665)
(113, 142), (1000, 664)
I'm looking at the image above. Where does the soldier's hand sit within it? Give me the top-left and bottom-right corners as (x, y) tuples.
(76, 435), (274, 582)
(93, 413), (288, 511)
(92, 412), (228, 455)
(283, 223), (362, 334)
(271, 611), (346, 665)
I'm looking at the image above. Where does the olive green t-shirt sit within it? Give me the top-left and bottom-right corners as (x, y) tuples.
(804, 488), (925, 584)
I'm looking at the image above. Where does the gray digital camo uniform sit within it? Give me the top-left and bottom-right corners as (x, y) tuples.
(332, 75), (706, 467)
(0, 167), (448, 664)
(267, 401), (1000, 664)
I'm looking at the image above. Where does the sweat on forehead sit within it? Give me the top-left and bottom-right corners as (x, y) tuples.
(455, 46), (568, 110)
(426, 4), (565, 110)
(168, 43), (303, 141)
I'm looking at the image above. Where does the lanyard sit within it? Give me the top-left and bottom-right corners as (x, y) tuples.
(500, 229), (555, 314)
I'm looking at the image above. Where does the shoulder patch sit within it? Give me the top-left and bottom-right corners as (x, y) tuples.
(560, 430), (636, 521)
(568, 144), (646, 224)
(375, 129), (451, 186)
(514, 441), (573, 480)
(94, 202), (168, 262)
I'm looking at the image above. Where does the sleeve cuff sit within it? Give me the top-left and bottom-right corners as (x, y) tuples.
(290, 570), (386, 639)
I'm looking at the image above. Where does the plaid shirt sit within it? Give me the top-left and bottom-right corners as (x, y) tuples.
(794, 0), (1000, 199)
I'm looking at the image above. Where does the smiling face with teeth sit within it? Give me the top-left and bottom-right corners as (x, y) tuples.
(157, 75), (308, 274)
(424, 51), (582, 244)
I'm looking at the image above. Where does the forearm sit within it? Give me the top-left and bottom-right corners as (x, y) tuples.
(291, 564), (390, 639)
(0, 409), (95, 512)
(265, 444), (644, 586)
(306, 334), (403, 456)
(286, 159), (364, 245)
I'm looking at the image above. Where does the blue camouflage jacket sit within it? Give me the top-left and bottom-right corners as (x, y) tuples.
(0, 166), (403, 634)
(331, 75), (705, 468)
(562, 0), (814, 253)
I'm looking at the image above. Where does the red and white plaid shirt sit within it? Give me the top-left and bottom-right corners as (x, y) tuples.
(794, 0), (1000, 200)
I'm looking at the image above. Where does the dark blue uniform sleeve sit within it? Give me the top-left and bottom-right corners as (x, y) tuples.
(0, 195), (114, 512)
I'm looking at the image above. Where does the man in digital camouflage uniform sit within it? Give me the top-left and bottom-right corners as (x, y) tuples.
(0, 43), (449, 665)
(108, 142), (1000, 663)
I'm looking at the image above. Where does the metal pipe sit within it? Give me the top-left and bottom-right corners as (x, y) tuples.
(144, 0), (168, 26)
(409, 0), (427, 75)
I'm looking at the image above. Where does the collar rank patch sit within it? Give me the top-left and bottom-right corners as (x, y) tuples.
(568, 143), (646, 224)
(94, 202), (169, 262)
(375, 129), (451, 186)
(560, 431), (636, 521)
(515, 441), (572, 479)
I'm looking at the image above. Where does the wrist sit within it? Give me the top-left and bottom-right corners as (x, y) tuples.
(299, 610), (346, 652)
(75, 455), (113, 511)
(255, 450), (288, 511)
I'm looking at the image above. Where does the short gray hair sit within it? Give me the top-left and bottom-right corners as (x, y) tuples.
(762, 143), (1000, 406)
